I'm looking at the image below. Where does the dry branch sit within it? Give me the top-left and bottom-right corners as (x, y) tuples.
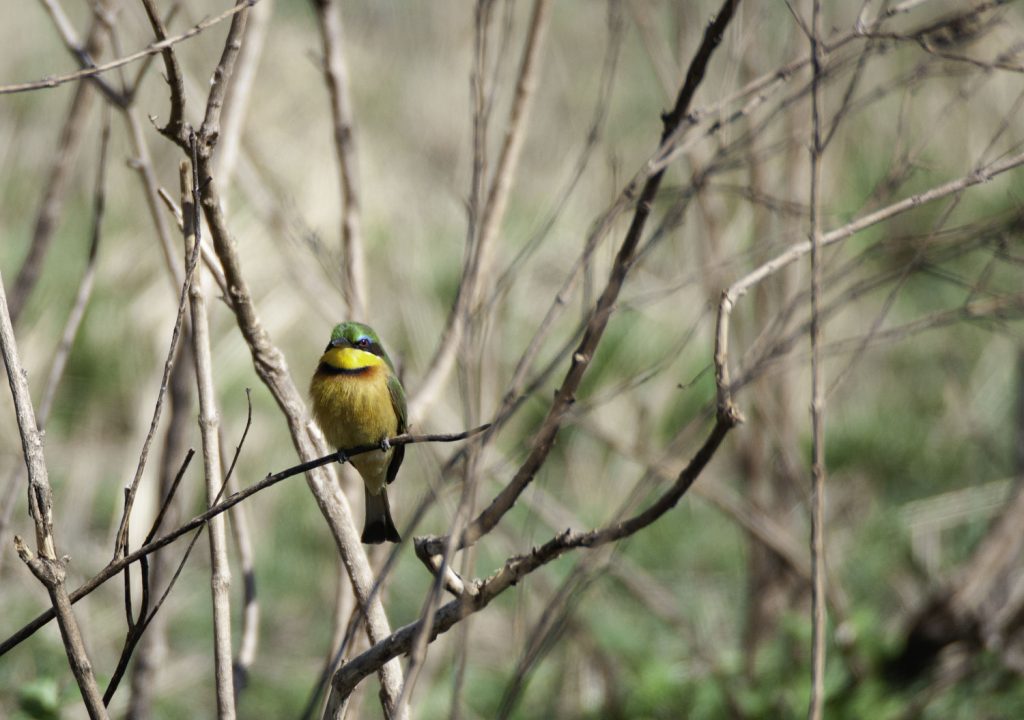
(313, 0), (367, 320)
(333, 416), (732, 699)
(807, 1), (827, 716)
(183, 160), (237, 719)
(419, 0), (744, 560)
(7, 5), (109, 325)
(0, 427), (487, 659)
(714, 147), (1024, 418)
(2, 231), (106, 720)
(0, 1), (258, 96)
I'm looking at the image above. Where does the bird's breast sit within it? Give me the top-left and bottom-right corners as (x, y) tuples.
(310, 365), (398, 485)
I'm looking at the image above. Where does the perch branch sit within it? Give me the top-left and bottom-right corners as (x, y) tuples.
(0, 427), (488, 659)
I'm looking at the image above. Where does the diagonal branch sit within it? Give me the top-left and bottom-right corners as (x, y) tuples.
(333, 416), (733, 700)
(0, 427), (488, 659)
(0, 1), (258, 96)
(409, 0), (552, 422)
(419, 0), (744, 558)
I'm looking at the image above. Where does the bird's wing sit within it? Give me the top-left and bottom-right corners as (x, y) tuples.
(386, 373), (407, 485)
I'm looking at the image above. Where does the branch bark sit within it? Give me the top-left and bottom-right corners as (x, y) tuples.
(183, 160), (237, 719)
(420, 0), (744, 558)
(2, 243), (107, 719)
(313, 0), (367, 320)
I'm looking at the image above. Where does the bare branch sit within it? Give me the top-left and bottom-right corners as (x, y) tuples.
(421, 0), (744, 558)
(0, 426), (487, 659)
(199, 0), (252, 149)
(183, 157), (237, 718)
(807, 2), (827, 717)
(313, 0), (367, 320)
(338, 417), (733, 699)
(2, 195), (107, 720)
(8, 27), (103, 325)
(0, 1), (259, 97)
(214, 0), (272, 189)
(715, 147), (1024, 418)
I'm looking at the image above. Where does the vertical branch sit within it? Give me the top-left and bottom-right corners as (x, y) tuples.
(470, 0), (551, 309)
(182, 159), (237, 719)
(313, 0), (367, 320)
(224, 425), (260, 695)
(409, 0), (551, 423)
(0, 106), (108, 574)
(8, 17), (102, 325)
(128, 342), (193, 720)
(807, 1), (827, 718)
(215, 0), (274, 190)
(1, 236), (107, 720)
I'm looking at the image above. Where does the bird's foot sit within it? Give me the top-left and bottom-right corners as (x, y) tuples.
(336, 450), (349, 465)
(379, 437), (391, 453)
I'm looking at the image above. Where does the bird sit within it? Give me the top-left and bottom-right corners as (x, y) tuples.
(309, 321), (407, 543)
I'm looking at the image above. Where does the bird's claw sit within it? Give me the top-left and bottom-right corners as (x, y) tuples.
(379, 437), (391, 453)
(336, 451), (349, 465)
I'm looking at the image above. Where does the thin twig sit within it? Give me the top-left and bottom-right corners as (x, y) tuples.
(313, 0), (367, 320)
(114, 141), (204, 566)
(104, 449), (194, 707)
(420, 0), (744, 559)
(807, 2), (827, 717)
(225, 393), (260, 695)
(0, 426), (488, 657)
(8, 23), (102, 325)
(335, 417), (733, 699)
(0, 1), (259, 96)
(214, 0), (272, 189)
(126, 358), (193, 716)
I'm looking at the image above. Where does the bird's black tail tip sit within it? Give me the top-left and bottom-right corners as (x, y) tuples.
(361, 520), (401, 544)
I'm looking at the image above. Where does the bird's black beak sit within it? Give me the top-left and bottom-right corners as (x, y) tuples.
(325, 337), (348, 352)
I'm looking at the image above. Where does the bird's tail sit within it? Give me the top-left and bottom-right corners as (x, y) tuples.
(362, 486), (401, 544)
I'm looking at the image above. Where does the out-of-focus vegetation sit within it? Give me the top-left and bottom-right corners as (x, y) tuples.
(3, 1), (1024, 718)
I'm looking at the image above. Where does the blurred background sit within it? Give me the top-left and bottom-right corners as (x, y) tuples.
(3, 0), (1024, 718)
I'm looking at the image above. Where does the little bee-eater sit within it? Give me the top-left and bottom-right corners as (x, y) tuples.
(310, 322), (407, 543)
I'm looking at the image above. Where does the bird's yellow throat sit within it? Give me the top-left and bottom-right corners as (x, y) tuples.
(320, 346), (384, 371)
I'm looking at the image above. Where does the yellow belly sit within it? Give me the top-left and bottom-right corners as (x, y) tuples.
(310, 366), (398, 492)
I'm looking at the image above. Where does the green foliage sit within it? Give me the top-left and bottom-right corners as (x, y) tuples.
(16, 678), (61, 720)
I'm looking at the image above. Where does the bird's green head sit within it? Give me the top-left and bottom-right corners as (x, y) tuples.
(320, 321), (397, 373)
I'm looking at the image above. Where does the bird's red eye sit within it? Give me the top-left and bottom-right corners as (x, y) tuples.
(357, 338), (370, 349)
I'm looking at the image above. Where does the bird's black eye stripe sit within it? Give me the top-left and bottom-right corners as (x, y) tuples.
(359, 339), (384, 357)
(325, 336), (384, 356)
